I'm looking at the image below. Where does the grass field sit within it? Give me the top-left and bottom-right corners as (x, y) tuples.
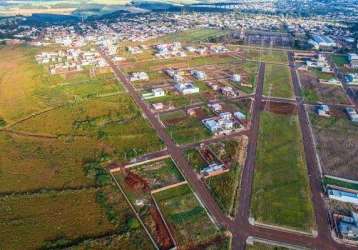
(263, 64), (293, 98)
(130, 158), (184, 190)
(158, 29), (230, 44)
(153, 184), (220, 248)
(160, 111), (211, 145)
(0, 187), (141, 250)
(0, 132), (99, 194)
(206, 164), (240, 216)
(11, 94), (163, 161)
(331, 54), (349, 67)
(251, 112), (314, 232)
(241, 48), (289, 64)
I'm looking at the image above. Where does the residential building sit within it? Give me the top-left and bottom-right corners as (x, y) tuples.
(130, 72), (149, 82)
(327, 187), (358, 205)
(175, 82), (199, 95)
(348, 53), (358, 68)
(345, 107), (358, 122)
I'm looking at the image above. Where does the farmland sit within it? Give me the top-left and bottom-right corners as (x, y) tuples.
(263, 64), (293, 98)
(251, 112), (314, 232)
(309, 109), (358, 180)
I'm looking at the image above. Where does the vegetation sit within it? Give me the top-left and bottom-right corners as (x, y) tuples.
(206, 164), (241, 216)
(153, 184), (220, 247)
(251, 112), (314, 232)
(323, 176), (358, 191)
(185, 149), (207, 172)
(263, 64), (293, 98)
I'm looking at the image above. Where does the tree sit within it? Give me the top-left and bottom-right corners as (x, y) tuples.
(0, 117), (6, 128)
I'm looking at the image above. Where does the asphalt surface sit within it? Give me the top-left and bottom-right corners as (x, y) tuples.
(102, 50), (357, 250)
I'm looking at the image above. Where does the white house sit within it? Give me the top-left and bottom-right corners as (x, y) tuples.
(130, 72), (149, 82)
(231, 74), (241, 83)
(175, 82), (199, 95)
(191, 70), (207, 80)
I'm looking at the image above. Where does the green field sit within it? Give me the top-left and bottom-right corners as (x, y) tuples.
(161, 111), (211, 145)
(251, 112), (314, 232)
(323, 176), (358, 191)
(185, 148), (207, 172)
(130, 158), (184, 190)
(241, 48), (289, 64)
(263, 64), (293, 98)
(331, 54), (349, 67)
(206, 164), (240, 216)
(0, 187), (147, 250)
(153, 184), (220, 248)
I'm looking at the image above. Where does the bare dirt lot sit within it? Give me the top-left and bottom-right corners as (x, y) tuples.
(263, 100), (297, 115)
(309, 107), (358, 180)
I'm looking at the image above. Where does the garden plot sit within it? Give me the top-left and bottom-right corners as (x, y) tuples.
(309, 107), (358, 181)
(240, 47), (289, 64)
(112, 158), (186, 250)
(160, 109), (211, 145)
(299, 70), (350, 104)
(153, 184), (221, 249)
(251, 111), (315, 232)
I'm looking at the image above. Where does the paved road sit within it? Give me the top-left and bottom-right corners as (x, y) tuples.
(102, 49), (357, 250)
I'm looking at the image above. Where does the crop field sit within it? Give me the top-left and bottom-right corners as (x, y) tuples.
(0, 187), (144, 250)
(251, 111), (314, 232)
(299, 70), (350, 104)
(263, 64), (293, 98)
(160, 110), (211, 145)
(153, 184), (220, 248)
(309, 108), (358, 180)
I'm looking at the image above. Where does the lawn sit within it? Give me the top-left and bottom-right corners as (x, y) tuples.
(331, 54), (349, 67)
(251, 112), (314, 232)
(263, 64), (293, 98)
(153, 184), (220, 248)
(0, 187), (140, 250)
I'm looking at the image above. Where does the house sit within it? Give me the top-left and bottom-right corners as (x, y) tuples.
(152, 103), (164, 111)
(234, 111), (246, 120)
(337, 212), (358, 240)
(220, 86), (237, 97)
(327, 187), (358, 205)
(348, 53), (358, 68)
(175, 82), (199, 95)
(130, 72), (149, 82)
(308, 35), (336, 49)
(316, 104), (331, 117)
(231, 74), (241, 83)
(345, 107), (358, 122)
(208, 103), (223, 113)
(202, 112), (235, 135)
(142, 88), (165, 99)
(191, 70), (207, 80)
(346, 74), (358, 85)
(200, 163), (225, 176)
